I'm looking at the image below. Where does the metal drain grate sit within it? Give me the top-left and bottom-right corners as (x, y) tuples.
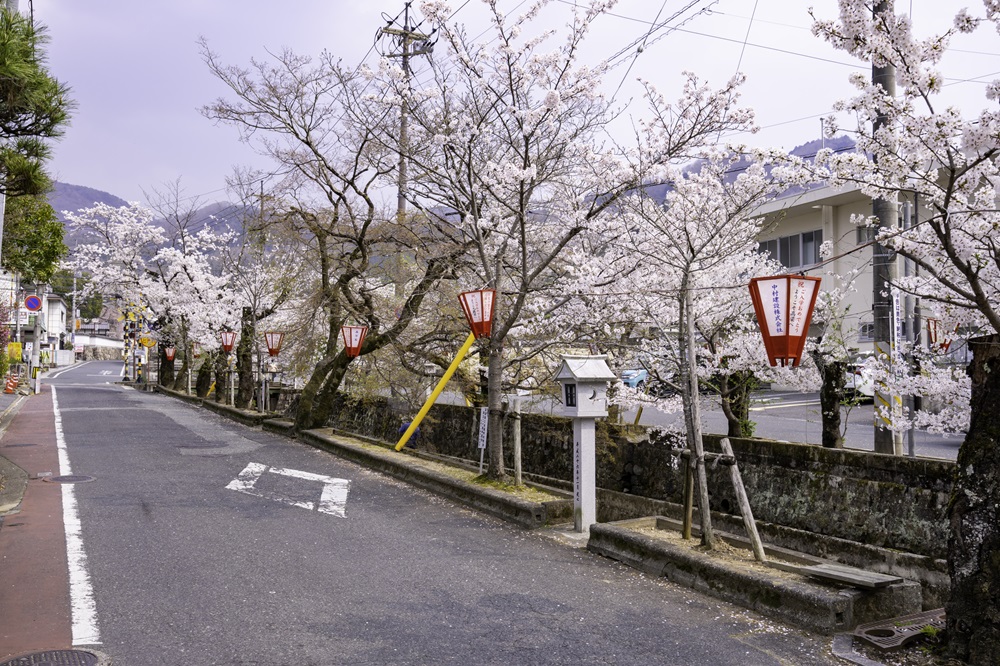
(2, 443), (36, 448)
(853, 608), (946, 651)
(0, 649), (100, 665)
(42, 475), (96, 484)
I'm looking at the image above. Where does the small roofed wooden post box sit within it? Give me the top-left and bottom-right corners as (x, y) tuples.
(555, 355), (617, 532)
(554, 355), (617, 418)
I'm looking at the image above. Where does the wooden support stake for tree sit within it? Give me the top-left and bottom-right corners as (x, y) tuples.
(719, 437), (766, 563)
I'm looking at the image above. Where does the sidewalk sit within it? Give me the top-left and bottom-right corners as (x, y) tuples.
(0, 384), (76, 659)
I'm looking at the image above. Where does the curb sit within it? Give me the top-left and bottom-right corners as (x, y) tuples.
(0, 394), (31, 516)
(299, 428), (573, 529)
(587, 518), (921, 636)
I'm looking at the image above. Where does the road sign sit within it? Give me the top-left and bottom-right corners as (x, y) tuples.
(138, 336), (157, 348)
(24, 295), (42, 311)
(477, 406), (489, 449)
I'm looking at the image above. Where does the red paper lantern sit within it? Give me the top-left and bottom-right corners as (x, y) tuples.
(341, 325), (368, 358)
(164, 347), (176, 361)
(263, 331), (285, 357)
(749, 275), (822, 367)
(458, 289), (496, 339)
(220, 330), (238, 353)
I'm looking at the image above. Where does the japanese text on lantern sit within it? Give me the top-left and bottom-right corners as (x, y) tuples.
(770, 284), (784, 335)
(789, 280), (809, 336)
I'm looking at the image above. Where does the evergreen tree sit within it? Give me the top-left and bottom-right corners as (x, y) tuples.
(0, 8), (72, 197)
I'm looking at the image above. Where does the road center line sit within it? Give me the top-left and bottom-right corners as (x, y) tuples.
(52, 387), (102, 646)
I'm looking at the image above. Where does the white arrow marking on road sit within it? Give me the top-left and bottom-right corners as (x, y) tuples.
(226, 462), (351, 517)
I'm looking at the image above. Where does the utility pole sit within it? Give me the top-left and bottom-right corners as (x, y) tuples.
(377, 2), (433, 223)
(871, 0), (903, 455)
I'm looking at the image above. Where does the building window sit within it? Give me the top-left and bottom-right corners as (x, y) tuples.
(858, 322), (875, 342)
(857, 225), (876, 245)
(757, 229), (823, 269)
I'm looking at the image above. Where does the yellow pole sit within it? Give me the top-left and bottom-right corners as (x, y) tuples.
(395, 332), (477, 451)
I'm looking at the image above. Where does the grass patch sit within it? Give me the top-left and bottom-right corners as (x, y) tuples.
(470, 475), (562, 502)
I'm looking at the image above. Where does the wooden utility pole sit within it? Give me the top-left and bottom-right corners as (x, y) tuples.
(871, 0), (902, 455)
(377, 2), (433, 222)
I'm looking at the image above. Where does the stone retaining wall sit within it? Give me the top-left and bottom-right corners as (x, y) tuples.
(325, 394), (954, 560)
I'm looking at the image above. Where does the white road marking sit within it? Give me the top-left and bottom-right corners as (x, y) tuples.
(48, 362), (92, 380)
(226, 462), (351, 517)
(52, 387), (102, 646)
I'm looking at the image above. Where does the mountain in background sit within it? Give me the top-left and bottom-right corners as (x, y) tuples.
(47, 182), (243, 248)
(48, 181), (129, 216)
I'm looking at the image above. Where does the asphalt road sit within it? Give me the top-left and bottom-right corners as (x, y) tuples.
(476, 390), (962, 461)
(634, 391), (962, 461)
(38, 361), (844, 665)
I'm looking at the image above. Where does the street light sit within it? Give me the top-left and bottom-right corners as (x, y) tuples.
(264, 331), (284, 357)
(220, 330), (237, 353)
(261, 331), (285, 413)
(458, 288), (496, 339)
(748, 275), (822, 367)
(340, 325), (368, 358)
(219, 330), (238, 405)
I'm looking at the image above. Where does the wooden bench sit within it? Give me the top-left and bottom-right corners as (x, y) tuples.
(767, 560), (903, 589)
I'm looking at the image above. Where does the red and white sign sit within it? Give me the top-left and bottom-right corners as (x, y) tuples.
(749, 275), (821, 367)
(340, 325), (368, 358)
(458, 289), (496, 339)
(24, 295), (42, 312)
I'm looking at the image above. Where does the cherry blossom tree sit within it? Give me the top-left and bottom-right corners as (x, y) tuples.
(64, 201), (241, 391)
(380, 0), (757, 481)
(201, 42), (471, 430)
(581, 154), (786, 545)
(811, 1), (1000, 660)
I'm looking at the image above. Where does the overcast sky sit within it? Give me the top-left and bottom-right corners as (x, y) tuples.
(28, 0), (1000, 206)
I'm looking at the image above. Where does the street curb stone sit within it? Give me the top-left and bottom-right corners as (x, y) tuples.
(299, 428), (574, 529)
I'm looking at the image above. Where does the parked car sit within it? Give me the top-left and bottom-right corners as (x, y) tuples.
(620, 368), (649, 389)
(844, 357), (875, 400)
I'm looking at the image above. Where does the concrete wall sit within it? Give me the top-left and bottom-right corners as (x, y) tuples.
(325, 394), (954, 561)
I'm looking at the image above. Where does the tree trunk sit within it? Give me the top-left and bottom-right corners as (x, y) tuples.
(485, 347), (507, 481)
(159, 352), (175, 387)
(213, 349), (229, 403)
(235, 307), (255, 409)
(681, 283), (714, 548)
(195, 354), (214, 398)
(172, 359), (187, 392)
(946, 334), (1000, 664)
(310, 355), (354, 429)
(811, 349), (846, 449)
(295, 355), (337, 431)
(720, 371), (755, 438)
(171, 323), (190, 392)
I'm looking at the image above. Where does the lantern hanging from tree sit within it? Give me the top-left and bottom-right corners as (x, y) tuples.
(341, 325), (368, 358)
(458, 289), (496, 339)
(220, 330), (238, 353)
(748, 275), (822, 367)
(264, 331), (285, 357)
